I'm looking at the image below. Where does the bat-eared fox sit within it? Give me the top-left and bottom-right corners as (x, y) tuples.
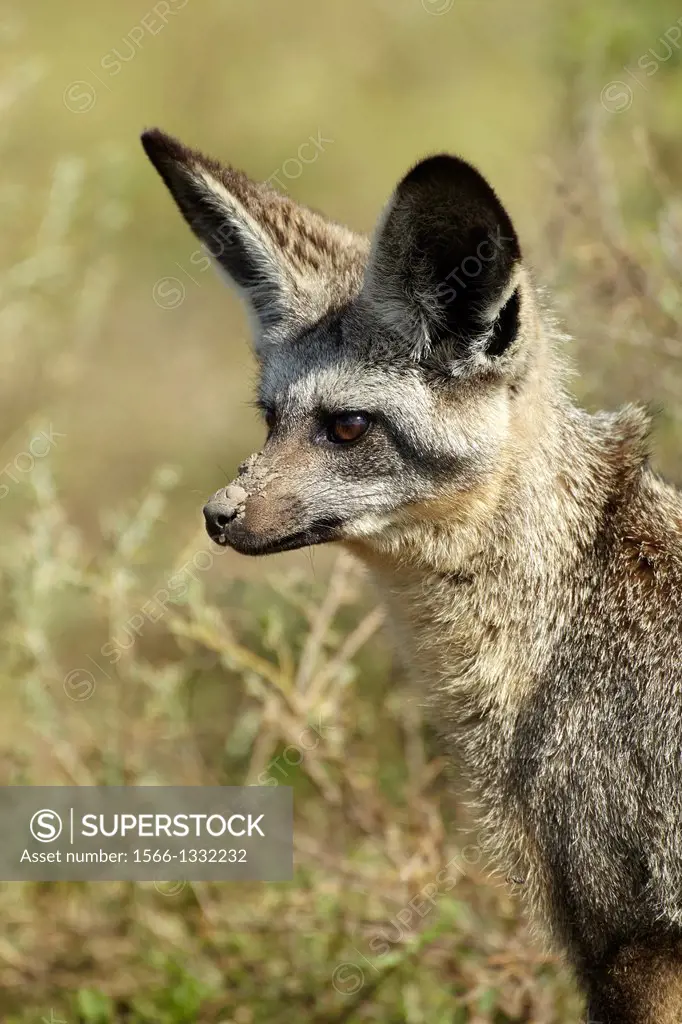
(143, 127), (682, 1023)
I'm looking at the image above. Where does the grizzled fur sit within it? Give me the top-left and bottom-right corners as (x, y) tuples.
(143, 127), (682, 1022)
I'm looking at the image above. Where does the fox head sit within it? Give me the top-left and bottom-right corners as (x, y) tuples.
(142, 129), (547, 566)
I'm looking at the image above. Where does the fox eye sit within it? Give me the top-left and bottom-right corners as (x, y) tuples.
(264, 408), (276, 430)
(327, 412), (372, 444)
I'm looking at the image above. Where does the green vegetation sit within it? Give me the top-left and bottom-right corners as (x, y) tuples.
(3, 0), (682, 1019)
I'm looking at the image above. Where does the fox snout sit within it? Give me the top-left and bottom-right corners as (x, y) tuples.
(203, 450), (265, 541)
(202, 483), (248, 543)
(203, 450), (274, 551)
(203, 450), (341, 556)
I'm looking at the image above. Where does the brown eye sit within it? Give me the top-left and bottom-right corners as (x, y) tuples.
(328, 412), (371, 444)
(264, 409), (276, 430)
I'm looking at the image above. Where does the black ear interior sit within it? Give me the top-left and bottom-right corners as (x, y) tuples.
(484, 287), (520, 357)
(375, 153), (522, 358)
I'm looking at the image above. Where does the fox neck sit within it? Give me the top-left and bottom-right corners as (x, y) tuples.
(345, 392), (650, 715)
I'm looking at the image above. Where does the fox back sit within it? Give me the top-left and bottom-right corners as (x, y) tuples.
(143, 128), (682, 1023)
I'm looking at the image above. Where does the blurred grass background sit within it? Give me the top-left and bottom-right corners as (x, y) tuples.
(3, 0), (682, 1020)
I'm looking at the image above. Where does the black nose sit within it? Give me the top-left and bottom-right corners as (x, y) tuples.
(203, 488), (239, 543)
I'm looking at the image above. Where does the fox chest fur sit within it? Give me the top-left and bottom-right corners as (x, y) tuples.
(369, 457), (682, 976)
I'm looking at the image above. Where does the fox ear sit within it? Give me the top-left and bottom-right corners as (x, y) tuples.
(363, 154), (522, 369)
(141, 128), (367, 355)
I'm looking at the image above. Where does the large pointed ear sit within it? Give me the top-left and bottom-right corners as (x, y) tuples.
(362, 154), (523, 372)
(141, 128), (367, 354)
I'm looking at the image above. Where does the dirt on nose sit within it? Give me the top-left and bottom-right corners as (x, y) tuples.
(221, 482), (249, 517)
(224, 450), (279, 521)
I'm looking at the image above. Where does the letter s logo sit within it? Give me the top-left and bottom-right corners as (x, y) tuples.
(30, 809), (63, 842)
